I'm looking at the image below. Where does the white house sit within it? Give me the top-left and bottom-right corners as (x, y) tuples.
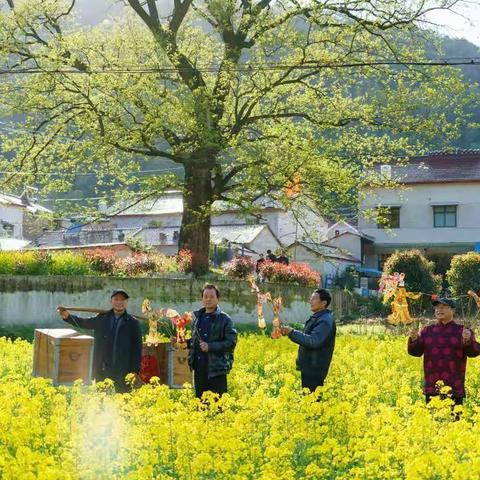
(358, 150), (480, 271)
(129, 223), (281, 256)
(286, 241), (361, 279)
(108, 191), (328, 248)
(0, 191), (51, 242)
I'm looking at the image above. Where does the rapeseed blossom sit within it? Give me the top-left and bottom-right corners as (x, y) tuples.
(0, 331), (480, 478)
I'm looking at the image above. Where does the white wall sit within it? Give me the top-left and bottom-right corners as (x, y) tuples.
(325, 234), (362, 260)
(112, 213), (181, 230)
(0, 205), (24, 238)
(249, 228), (282, 255)
(112, 203), (328, 247)
(359, 183), (480, 246)
(288, 244), (356, 278)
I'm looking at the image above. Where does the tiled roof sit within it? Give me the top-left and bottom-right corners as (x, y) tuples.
(383, 150), (480, 184)
(110, 193), (284, 216)
(0, 193), (52, 213)
(210, 224), (276, 245)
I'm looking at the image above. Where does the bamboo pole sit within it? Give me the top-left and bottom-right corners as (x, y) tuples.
(59, 306), (149, 321)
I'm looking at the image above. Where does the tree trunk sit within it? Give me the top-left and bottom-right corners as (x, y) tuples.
(179, 164), (213, 276)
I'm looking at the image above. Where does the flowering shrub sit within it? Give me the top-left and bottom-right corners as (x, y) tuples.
(176, 249), (193, 272)
(0, 249), (192, 277)
(2, 333), (480, 478)
(113, 253), (157, 277)
(260, 261), (321, 286)
(224, 255), (255, 279)
(83, 249), (116, 275)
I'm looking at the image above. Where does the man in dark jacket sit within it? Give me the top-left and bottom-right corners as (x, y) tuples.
(281, 288), (336, 394)
(57, 289), (143, 393)
(187, 283), (237, 399)
(266, 249), (277, 263)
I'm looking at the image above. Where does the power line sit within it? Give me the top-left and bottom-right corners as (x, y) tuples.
(0, 166), (184, 177)
(1, 58), (480, 76)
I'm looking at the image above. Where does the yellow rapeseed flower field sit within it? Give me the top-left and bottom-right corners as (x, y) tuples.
(1, 330), (480, 479)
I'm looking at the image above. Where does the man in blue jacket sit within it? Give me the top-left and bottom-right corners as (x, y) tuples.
(281, 288), (336, 394)
(57, 289), (142, 393)
(187, 284), (237, 399)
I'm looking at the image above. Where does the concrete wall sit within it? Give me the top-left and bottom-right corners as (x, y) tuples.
(0, 275), (354, 326)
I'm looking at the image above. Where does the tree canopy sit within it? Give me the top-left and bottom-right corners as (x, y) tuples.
(0, 0), (472, 273)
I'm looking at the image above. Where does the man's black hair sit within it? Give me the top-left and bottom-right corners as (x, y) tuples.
(314, 288), (331, 307)
(202, 283), (220, 299)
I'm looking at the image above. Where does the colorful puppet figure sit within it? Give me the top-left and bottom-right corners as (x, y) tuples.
(142, 299), (164, 345)
(165, 309), (192, 348)
(380, 273), (422, 325)
(248, 275), (283, 336)
(248, 275), (269, 330)
(270, 297), (283, 339)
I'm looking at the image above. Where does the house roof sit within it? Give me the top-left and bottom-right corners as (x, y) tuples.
(110, 194), (286, 217)
(110, 193), (184, 216)
(289, 241), (361, 263)
(210, 224), (279, 246)
(381, 150), (480, 185)
(0, 192), (52, 214)
(29, 242), (131, 251)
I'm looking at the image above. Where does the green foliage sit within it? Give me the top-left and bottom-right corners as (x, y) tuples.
(447, 252), (480, 296)
(0, 249), (191, 277)
(125, 237), (153, 254)
(48, 251), (93, 276)
(383, 249), (440, 294)
(0, 0), (473, 275)
(383, 249), (440, 313)
(334, 268), (359, 291)
(0, 251), (49, 275)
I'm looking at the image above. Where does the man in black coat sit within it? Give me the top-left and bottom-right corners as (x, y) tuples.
(187, 283), (237, 399)
(281, 288), (336, 394)
(57, 289), (142, 393)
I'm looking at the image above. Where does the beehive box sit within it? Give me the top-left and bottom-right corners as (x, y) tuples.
(32, 329), (94, 385)
(143, 342), (191, 388)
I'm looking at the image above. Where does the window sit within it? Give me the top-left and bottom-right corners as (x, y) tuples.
(433, 205), (457, 228)
(376, 207), (400, 229)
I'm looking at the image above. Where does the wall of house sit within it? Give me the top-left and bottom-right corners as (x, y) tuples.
(359, 183), (480, 247)
(325, 234), (362, 260)
(249, 228), (282, 255)
(211, 208), (328, 246)
(112, 213), (181, 230)
(0, 275), (355, 325)
(0, 205), (24, 239)
(288, 244), (356, 279)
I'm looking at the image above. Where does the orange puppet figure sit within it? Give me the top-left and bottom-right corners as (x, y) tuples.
(381, 273), (422, 325)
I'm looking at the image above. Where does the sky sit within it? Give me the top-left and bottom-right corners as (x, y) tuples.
(74, 0), (480, 47)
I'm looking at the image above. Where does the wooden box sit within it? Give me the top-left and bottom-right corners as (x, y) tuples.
(143, 342), (192, 388)
(32, 329), (94, 386)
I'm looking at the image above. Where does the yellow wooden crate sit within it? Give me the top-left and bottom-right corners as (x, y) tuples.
(33, 329), (94, 385)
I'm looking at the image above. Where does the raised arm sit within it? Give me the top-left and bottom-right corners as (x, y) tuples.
(288, 318), (334, 349)
(57, 307), (102, 330)
(407, 327), (425, 357)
